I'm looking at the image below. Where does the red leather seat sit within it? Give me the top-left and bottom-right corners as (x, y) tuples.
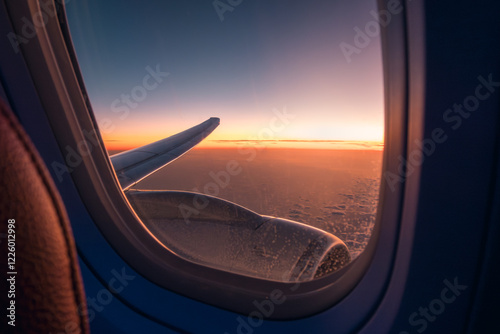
(0, 99), (89, 334)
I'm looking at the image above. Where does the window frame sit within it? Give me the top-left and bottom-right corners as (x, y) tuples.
(2, 0), (419, 322)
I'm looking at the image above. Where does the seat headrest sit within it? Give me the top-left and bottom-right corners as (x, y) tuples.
(0, 99), (89, 334)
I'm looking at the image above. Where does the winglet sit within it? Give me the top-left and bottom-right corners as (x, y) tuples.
(110, 117), (220, 191)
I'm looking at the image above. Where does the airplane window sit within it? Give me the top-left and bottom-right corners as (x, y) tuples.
(65, 0), (383, 282)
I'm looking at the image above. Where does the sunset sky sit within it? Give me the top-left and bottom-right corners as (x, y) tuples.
(66, 0), (383, 150)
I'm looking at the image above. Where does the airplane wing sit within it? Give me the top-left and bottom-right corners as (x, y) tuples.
(110, 117), (220, 191)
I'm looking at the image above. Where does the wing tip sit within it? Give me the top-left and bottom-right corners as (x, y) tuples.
(209, 117), (220, 124)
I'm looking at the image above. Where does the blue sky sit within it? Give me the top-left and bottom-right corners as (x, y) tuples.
(66, 0), (384, 149)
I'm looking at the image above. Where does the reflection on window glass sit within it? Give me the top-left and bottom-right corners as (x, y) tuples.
(66, 0), (384, 281)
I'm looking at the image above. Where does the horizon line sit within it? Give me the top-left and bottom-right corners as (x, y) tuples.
(106, 139), (384, 152)
(208, 139), (384, 143)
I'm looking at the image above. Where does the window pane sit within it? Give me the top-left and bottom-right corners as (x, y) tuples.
(66, 0), (384, 280)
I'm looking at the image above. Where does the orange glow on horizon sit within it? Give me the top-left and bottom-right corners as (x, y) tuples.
(99, 113), (384, 152)
(104, 138), (384, 152)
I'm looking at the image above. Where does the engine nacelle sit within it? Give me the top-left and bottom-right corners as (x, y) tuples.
(126, 190), (350, 282)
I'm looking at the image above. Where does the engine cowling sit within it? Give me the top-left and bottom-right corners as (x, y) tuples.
(126, 190), (351, 282)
